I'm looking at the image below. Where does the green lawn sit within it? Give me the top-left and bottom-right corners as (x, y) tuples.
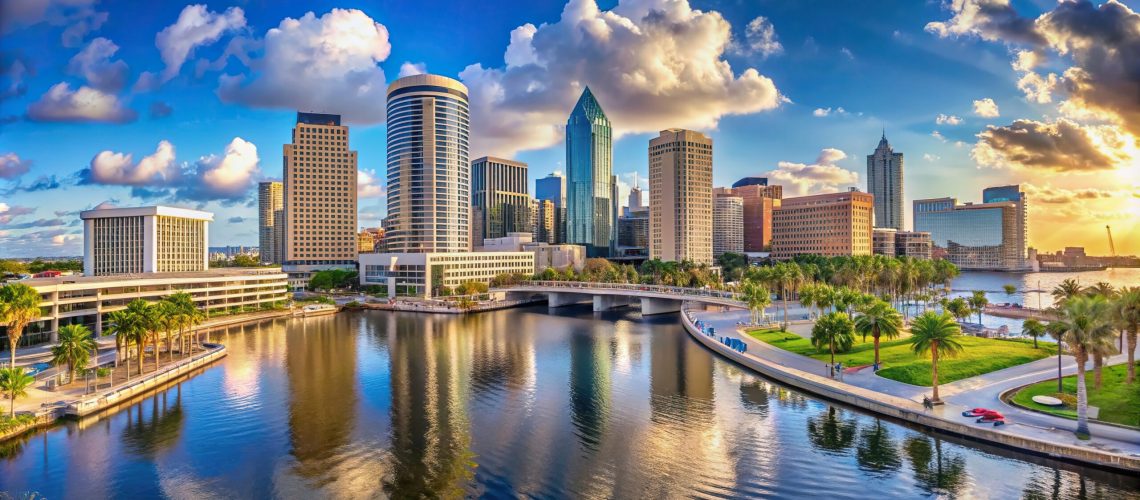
(747, 328), (1056, 386)
(1009, 363), (1140, 428)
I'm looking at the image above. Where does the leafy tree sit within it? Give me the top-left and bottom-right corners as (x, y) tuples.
(0, 283), (43, 368)
(740, 280), (771, 325)
(946, 297), (970, 323)
(1021, 318), (1046, 349)
(26, 258), (82, 273)
(1002, 284), (1017, 297)
(854, 300), (903, 366)
(908, 311), (963, 403)
(232, 254), (259, 267)
(50, 324), (96, 383)
(0, 367), (34, 417)
(1113, 287), (1140, 384)
(715, 252), (748, 282)
(0, 260), (28, 275)
(309, 269), (358, 291)
(811, 312), (854, 375)
(1050, 296), (1117, 437)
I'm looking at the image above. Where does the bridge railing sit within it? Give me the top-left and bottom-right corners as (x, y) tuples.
(504, 281), (742, 302)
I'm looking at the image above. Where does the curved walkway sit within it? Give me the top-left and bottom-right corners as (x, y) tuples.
(685, 307), (1140, 472)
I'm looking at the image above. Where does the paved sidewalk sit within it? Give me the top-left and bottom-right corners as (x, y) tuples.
(691, 308), (1140, 457)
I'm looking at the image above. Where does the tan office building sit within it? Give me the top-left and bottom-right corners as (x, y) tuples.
(258, 181), (284, 264)
(715, 183), (782, 252)
(648, 129), (713, 265)
(81, 205), (212, 276)
(713, 194), (743, 257)
(771, 190), (874, 259)
(282, 112), (359, 287)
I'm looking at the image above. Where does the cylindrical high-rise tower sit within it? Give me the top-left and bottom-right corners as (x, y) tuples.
(385, 74), (471, 253)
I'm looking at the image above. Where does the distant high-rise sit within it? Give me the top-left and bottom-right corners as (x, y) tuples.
(983, 185), (1029, 269)
(258, 181), (283, 264)
(628, 186), (643, 211)
(649, 129), (714, 265)
(565, 87), (614, 257)
(713, 194), (744, 257)
(533, 198), (557, 244)
(914, 185), (1029, 271)
(283, 112), (358, 287)
(867, 132), (904, 230)
(732, 176), (770, 189)
(472, 156), (530, 242)
(535, 173), (566, 244)
(716, 182), (782, 252)
(385, 74), (471, 253)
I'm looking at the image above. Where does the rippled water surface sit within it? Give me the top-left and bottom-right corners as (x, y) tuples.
(1, 307), (1137, 498)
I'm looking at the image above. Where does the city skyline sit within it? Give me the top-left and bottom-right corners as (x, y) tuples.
(2, 0), (1140, 257)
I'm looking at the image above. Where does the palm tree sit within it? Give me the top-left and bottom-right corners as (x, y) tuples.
(798, 283), (818, 319)
(156, 300), (178, 362)
(741, 281), (772, 325)
(1086, 282), (1115, 299)
(811, 312), (854, 377)
(1002, 284), (1017, 298)
(1050, 296), (1116, 437)
(967, 291), (988, 325)
(854, 300), (903, 367)
(50, 324), (96, 384)
(0, 283), (43, 368)
(908, 311), (963, 403)
(0, 367), (35, 417)
(776, 262), (804, 328)
(946, 298), (970, 323)
(1021, 318), (1046, 349)
(1052, 279), (1083, 307)
(1114, 287), (1140, 384)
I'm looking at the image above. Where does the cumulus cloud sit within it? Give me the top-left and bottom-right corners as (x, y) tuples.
(26, 83), (137, 123)
(972, 118), (1132, 172)
(972, 97), (1000, 117)
(397, 61), (426, 78)
(458, 0), (785, 156)
(217, 9), (391, 123)
(741, 16), (783, 58)
(83, 140), (179, 186)
(763, 148), (859, 196)
(931, 130), (948, 143)
(936, 114), (962, 125)
(358, 169), (384, 198)
(67, 37), (128, 92)
(0, 153), (31, 179)
(1016, 71), (1057, 103)
(812, 107), (847, 117)
(925, 0), (1043, 44)
(180, 137), (260, 201)
(153, 4), (246, 84)
(1023, 183), (1117, 204)
(0, 203), (35, 224)
(923, 153), (940, 162)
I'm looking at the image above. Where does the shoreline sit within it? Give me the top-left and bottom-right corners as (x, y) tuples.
(678, 307), (1140, 474)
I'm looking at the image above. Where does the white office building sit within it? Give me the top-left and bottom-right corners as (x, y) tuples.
(81, 205), (212, 276)
(360, 252), (534, 298)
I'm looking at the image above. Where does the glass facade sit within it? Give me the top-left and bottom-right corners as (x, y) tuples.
(914, 197), (1022, 270)
(565, 87), (614, 257)
(472, 157), (530, 242)
(385, 75), (471, 253)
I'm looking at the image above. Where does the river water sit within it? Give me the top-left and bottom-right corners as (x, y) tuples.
(0, 307), (1137, 498)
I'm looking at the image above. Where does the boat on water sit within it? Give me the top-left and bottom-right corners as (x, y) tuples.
(299, 303), (338, 317)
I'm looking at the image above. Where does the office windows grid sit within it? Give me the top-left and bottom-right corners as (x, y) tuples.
(155, 216), (206, 273)
(91, 216), (144, 275)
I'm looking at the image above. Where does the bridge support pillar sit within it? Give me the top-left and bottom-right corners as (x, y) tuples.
(548, 292), (590, 308)
(593, 294), (632, 311)
(640, 297), (683, 315)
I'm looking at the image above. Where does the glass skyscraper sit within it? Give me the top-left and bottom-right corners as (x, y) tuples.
(914, 186), (1029, 271)
(565, 87), (614, 257)
(384, 74), (471, 253)
(867, 133), (904, 230)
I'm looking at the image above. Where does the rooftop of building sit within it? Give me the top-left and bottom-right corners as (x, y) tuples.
(778, 189), (873, 205)
(79, 205), (214, 221)
(386, 73), (468, 97)
(731, 177), (769, 188)
(296, 112), (341, 126)
(12, 268), (287, 287)
(472, 156), (528, 167)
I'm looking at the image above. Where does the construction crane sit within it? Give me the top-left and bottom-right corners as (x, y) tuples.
(1106, 225), (1117, 258)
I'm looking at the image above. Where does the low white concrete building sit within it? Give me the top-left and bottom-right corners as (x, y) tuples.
(478, 232), (586, 273)
(80, 205), (213, 276)
(360, 252), (534, 298)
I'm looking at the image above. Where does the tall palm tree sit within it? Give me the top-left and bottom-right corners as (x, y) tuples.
(50, 324), (96, 384)
(1050, 296), (1116, 437)
(811, 312), (854, 377)
(0, 367), (35, 417)
(1114, 287), (1140, 384)
(1052, 279), (1083, 307)
(1086, 282), (1116, 299)
(122, 299), (155, 375)
(156, 300), (178, 362)
(798, 283), (818, 319)
(967, 291), (988, 325)
(741, 281), (772, 325)
(854, 300), (903, 366)
(946, 298), (970, 323)
(0, 283), (43, 368)
(908, 311), (963, 403)
(1021, 318), (1046, 349)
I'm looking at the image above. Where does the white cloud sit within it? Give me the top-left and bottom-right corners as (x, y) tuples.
(923, 153), (940, 162)
(86, 140), (178, 186)
(26, 83), (137, 123)
(67, 37), (128, 92)
(1016, 71), (1057, 103)
(972, 97), (1000, 117)
(840, 47), (855, 60)
(931, 130), (947, 143)
(458, 0), (784, 157)
(812, 107), (846, 117)
(763, 148), (858, 196)
(397, 61), (426, 78)
(217, 9), (391, 123)
(742, 16), (783, 58)
(0, 203), (35, 225)
(186, 137), (260, 200)
(154, 4), (246, 84)
(51, 234), (80, 246)
(936, 114), (962, 125)
(0, 153), (31, 179)
(358, 169), (384, 198)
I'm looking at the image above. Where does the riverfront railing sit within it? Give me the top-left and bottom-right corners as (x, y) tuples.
(503, 281), (743, 303)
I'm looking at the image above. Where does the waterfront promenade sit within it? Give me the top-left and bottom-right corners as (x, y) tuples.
(685, 306), (1140, 471)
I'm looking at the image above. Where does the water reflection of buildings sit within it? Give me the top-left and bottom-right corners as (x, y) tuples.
(649, 325), (714, 416)
(568, 323), (613, 451)
(285, 315), (358, 485)
(384, 313), (475, 497)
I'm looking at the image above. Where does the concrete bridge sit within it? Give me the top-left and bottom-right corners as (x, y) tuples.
(496, 281), (746, 315)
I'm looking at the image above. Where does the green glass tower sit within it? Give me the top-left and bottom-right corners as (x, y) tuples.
(565, 87), (614, 257)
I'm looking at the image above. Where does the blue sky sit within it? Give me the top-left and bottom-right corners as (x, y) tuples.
(2, 0), (1139, 257)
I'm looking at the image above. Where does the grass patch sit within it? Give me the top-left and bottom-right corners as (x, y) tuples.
(1010, 363), (1140, 428)
(746, 327), (1056, 386)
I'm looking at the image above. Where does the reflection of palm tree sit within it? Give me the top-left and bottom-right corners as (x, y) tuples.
(121, 387), (184, 457)
(806, 406), (857, 454)
(855, 420), (901, 476)
(905, 436), (967, 497)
